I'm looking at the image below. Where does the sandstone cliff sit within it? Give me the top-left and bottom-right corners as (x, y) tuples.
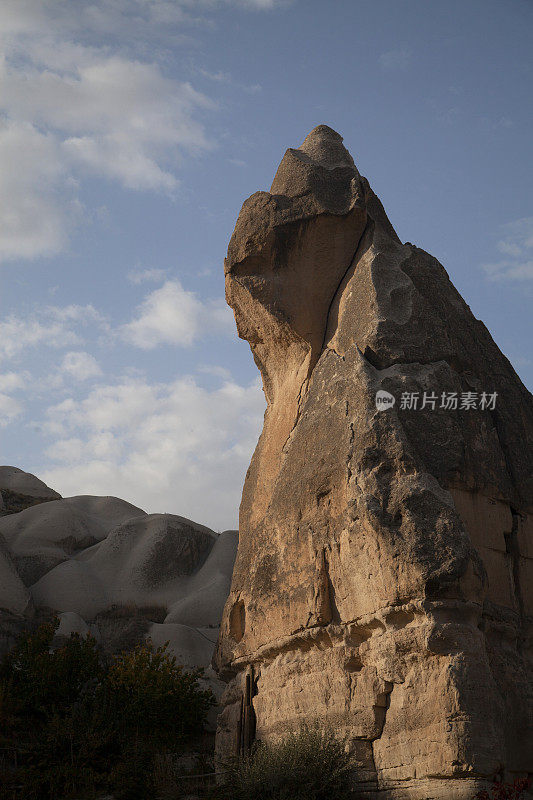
(214, 126), (533, 799)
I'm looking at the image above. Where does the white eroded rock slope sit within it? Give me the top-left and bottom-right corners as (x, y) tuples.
(0, 469), (237, 699)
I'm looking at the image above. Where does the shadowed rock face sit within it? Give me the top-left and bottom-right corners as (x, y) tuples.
(0, 472), (238, 708)
(215, 126), (533, 798)
(0, 466), (61, 516)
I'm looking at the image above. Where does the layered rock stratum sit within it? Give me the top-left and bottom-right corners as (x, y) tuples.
(214, 126), (533, 798)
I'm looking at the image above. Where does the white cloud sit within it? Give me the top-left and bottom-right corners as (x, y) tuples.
(46, 304), (108, 325)
(0, 285), (231, 369)
(42, 373), (265, 529)
(0, 3), (213, 262)
(0, 372), (28, 392)
(483, 217), (533, 281)
(58, 64), (214, 191)
(196, 65), (261, 94)
(128, 268), (168, 285)
(497, 241), (522, 257)
(1, 51), (214, 195)
(0, 120), (73, 261)
(0, 0), (286, 263)
(0, 393), (23, 427)
(0, 317), (80, 362)
(0, 304), (108, 362)
(204, 297), (235, 334)
(198, 68), (232, 83)
(0, 0), (281, 44)
(0, 371), (28, 425)
(483, 260), (533, 281)
(121, 280), (203, 348)
(379, 47), (412, 71)
(60, 352), (103, 381)
(120, 280), (234, 349)
(0, 371), (27, 425)
(197, 364), (232, 380)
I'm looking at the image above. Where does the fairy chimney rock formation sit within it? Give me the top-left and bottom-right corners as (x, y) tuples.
(216, 125), (533, 800)
(214, 125), (533, 799)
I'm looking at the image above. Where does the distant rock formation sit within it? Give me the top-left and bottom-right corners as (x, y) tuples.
(214, 126), (533, 798)
(0, 469), (237, 703)
(0, 465), (61, 515)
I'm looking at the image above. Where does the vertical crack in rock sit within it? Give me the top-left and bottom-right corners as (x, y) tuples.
(214, 124), (533, 795)
(373, 681), (394, 740)
(309, 547), (333, 627)
(368, 681), (394, 791)
(505, 508), (524, 619)
(489, 408), (520, 506)
(320, 218), (371, 356)
(281, 218), (370, 455)
(322, 547), (341, 624)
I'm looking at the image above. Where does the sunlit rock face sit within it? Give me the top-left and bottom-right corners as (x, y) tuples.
(214, 125), (533, 798)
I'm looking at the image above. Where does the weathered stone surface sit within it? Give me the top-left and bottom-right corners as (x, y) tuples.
(0, 475), (237, 700)
(0, 465), (61, 516)
(0, 494), (147, 585)
(30, 512), (224, 618)
(214, 126), (533, 797)
(0, 532), (31, 615)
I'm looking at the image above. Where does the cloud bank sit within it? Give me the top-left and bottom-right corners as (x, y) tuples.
(0, 0), (282, 263)
(42, 374), (264, 530)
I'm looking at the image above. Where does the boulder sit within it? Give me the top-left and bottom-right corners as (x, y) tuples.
(165, 530), (238, 627)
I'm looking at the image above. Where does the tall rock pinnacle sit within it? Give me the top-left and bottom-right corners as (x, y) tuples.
(215, 126), (533, 798)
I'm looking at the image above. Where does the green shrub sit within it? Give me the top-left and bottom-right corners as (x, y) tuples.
(0, 619), (103, 718)
(0, 621), (214, 800)
(108, 640), (213, 750)
(109, 740), (155, 800)
(217, 723), (356, 800)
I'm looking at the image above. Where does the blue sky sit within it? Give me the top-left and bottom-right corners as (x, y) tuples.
(1, 0), (532, 529)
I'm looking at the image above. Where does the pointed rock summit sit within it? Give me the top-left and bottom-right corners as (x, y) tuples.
(215, 127), (533, 797)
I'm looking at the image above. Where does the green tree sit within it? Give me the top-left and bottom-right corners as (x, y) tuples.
(107, 640), (214, 749)
(0, 624), (214, 800)
(0, 619), (103, 718)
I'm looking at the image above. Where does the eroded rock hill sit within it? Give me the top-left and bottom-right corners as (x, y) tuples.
(0, 468), (237, 705)
(0, 465), (61, 515)
(214, 125), (533, 799)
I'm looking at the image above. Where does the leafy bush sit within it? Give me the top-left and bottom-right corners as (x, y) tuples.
(0, 619), (214, 800)
(0, 619), (102, 717)
(216, 723), (355, 800)
(108, 641), (212, 750)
